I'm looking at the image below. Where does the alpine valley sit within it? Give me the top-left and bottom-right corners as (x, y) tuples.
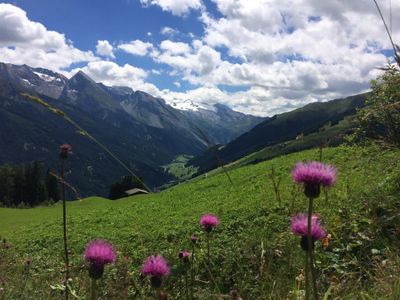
(0, 62), (264, 196)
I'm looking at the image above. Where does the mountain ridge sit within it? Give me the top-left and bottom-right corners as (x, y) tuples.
(187, 93), (367, 174)
(0, 62), (263, 195)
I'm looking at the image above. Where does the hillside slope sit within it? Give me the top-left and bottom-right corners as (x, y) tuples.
(1, 145), (399, 299)
(188, 94), (366, 174)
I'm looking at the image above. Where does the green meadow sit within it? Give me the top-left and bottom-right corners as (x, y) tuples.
(1, 145), (399, 299)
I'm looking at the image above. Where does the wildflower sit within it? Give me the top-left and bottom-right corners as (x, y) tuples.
(292, 161), (336, 197)
(141, 255), (170, 288)
(59, 144), (72, 159)
(190, 234), (198, 244)
(230, 288), (243, 300)
(291, 214), (327, 250)
(200, 214), (220, 233)
(179, 250), (191, 263)
(84, 240), (116, 279)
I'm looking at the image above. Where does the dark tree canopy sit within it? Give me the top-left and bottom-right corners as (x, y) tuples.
(0, 161), (59, 208)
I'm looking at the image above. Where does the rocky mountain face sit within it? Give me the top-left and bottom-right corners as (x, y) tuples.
(0, 62), (263, 196)
(181, 103), (265, 144)
(0, 63), (68, 99)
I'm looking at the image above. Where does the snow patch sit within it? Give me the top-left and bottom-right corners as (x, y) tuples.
(21, 78), (34, 86)
(170, 100), (216, 112)
(33, 71), (56, 82)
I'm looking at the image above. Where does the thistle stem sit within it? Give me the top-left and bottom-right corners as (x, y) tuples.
(190, 244), (196, 300)
(61, 158), (69, 300)
(307, 197), (318, 300)
(305, 250), (310, 300)
(207, 235), (210, 270)
(185, 266), (189, 300)
(310, 248), (319, 300)
(204, 235), (220, 295)
(90, 279), (97, 300)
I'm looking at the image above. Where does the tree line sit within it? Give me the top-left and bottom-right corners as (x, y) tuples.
(0, 161), (59, 208)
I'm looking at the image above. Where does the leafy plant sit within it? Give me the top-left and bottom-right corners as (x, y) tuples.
(357, 65), (400, 147)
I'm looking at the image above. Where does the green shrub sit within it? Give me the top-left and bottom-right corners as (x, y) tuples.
(357, 65), (400, 147)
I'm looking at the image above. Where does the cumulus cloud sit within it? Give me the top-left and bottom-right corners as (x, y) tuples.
(152, 0), (398, 115)
(160, 26), (179, 36)
(0, 3), (96, 71)
(153, 40), (222, 82)
(3, 1), (400, 116)
(136, 0), (400, 115)
(140, 0), (203, 16)
(69, 60), (161, 96)
(118, 39), (153, 56)
(159, 40), (191, 55)
(160, 86), (280, 116)
(96, 40), (115, 58)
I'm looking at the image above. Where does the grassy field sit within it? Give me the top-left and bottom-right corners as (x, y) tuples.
(1, 145), (400, 299)
(162, 155), (198, 186)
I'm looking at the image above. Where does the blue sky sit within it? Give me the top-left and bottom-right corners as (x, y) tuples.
(7, 0), (206, 91)
(0, 0), (399, 115)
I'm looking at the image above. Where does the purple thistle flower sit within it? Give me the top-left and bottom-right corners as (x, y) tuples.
(84, 239), (116, 279)
(191, 234), (198, 244)
(141, 255), (170, 278)
(292, 161), (336, 197)
(200, 214), (220, 233)
(179, 250), (191, 263)
(291, 214), (327, 250)
(84, 240), (116, 265)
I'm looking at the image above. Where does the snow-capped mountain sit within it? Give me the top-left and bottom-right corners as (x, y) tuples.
(0, 62), (264, 195)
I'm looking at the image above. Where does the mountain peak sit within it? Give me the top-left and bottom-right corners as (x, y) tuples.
(70, 70), (96, 84)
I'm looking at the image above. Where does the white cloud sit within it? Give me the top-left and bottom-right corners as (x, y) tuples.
(153, 40), (222, 81)
(3, 1), (400, 116)
(118, 39), (153, 56)
(204, 0), (400, 63)
(153, 0), (399, 115)
(160, 26), (179, 36)
(140, 0), (202, 16)
(161, 86), (278, 116)
(160, 40), (191, 55)
(151, 69), (162, 75)
(69, 60), (161, 96)
(0, 3), (96, 71)
(96, 40), (115, 58)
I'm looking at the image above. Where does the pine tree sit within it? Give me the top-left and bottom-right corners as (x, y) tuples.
(13, 167), (25, 207)
(0, 165), (16, 207)
(46, 168), (60, 202)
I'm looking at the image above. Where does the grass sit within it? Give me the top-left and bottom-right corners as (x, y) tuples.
(0, 145), (399, 299)
(0, 197), (109, 235)
(219, 116), (357, 172)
